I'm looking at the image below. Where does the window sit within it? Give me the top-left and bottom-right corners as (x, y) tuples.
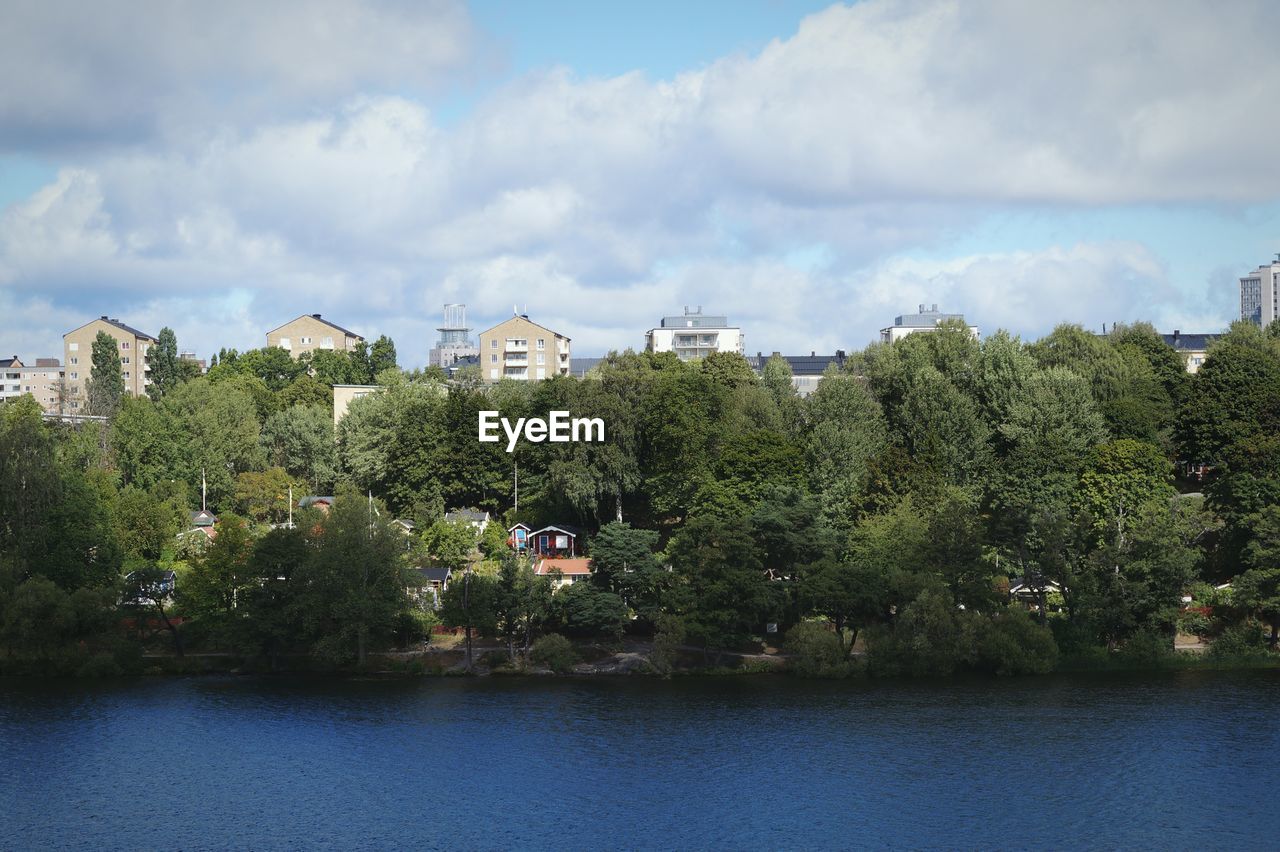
(536, 367), (545, 379)
(121, 341), (130, 349)
(491, 339), (497, 349)
(322, 337), (333, 348)
(279, 337), (291, 349)
(123, 372), (130, 379)
(537, 338), (545, 350)
(69, 343), (78, 352)
(536, 353), (545, 365)
(489, 368), (498, 379)
(70, 357), (78, 365)
(299, 336), (311, 345)
(70, 372), (78, 380)
(122, 356), (130, 364)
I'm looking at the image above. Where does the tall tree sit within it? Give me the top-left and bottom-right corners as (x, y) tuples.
(86, 330), (125, 416)
(147, 327), (181, 401)
(369, 335), (398, 377)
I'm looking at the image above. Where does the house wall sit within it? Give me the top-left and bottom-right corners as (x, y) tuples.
(645, 326), (744, 360)
(268, 314), (363, 358)
(62, 318), (155, 409)
(18, 361), (65, 413)
(477, 316), (571, 383)
(332, 384), (381, 426)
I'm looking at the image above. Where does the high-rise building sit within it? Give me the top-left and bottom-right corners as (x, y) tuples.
(1240, 257), (1280, 326)
(477, 313), (571, 382)
(880, 304), (979, 343)
(429, 304), (478, 369)
(645, 307), (744, 360)
(62, 317), (158, 409)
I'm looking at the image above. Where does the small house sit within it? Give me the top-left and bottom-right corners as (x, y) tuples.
(508, 522), (532, 551)
(529, 525), (583, 558)
(185, 509), (219, 540)
(299, 495), (334, 514)
(445, 508), (490, 532)
(1009, 575), (1063, 613)
(534, 557), (592, 590)
(122, 570), (177, 606)
(411, 566), (453, 608)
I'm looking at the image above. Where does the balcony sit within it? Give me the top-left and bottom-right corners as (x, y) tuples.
(505, 355), (528, 366)
(505, 340), (528, 353)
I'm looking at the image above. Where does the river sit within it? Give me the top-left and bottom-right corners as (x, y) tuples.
(2, 670), (1278, 849)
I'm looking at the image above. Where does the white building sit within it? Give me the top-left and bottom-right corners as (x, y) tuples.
(1240, 258), (1280, 326)
(880, 304), (979, 344)
(645, 307), (744, 360)
(429, 303), (479, 369)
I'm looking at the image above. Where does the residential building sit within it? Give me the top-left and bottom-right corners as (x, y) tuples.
(534, 557), (592, 590)
(62, 317), (158, 409)
(298, 495), (334, 514)
(179, 351), (207, 374)
(411, 566), (453, 608)
(444, 508), (490, 532)
(333, 384), (381, 426)
(477, 314), (571, 382)
(0, 357), (23, 403)
(569, 357), (602, 377)
(1161, 331), (1220, 374)
(747, 351), (849, 397)
(18, 358), (65, 413)
(880, 304), (979, 344)
(1240, 258), (1280, 326)
(267, 313), (364, 358)
(508, 522), (532, 551)
(429, 304), (479, 369)
(645, 307), (744, 361)
(527, 525), (582, 558)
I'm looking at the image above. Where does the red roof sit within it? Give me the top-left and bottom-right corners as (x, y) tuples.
(534, 557), (592, 576)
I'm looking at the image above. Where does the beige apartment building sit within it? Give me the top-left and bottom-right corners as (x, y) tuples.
(1, 357), (65, 413)
(477, 314), (571, 382)
(62, 317), (157, 409)
(267, 314), (364, 358)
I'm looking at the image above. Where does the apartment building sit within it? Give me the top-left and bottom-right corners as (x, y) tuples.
(880, 304), (980, 343)
(1161, 331), (1220, 374)
(1240, 258), (1280, 326)
(62, 317), (157, 408)
(267, 314), (364, 358)
(477, 314), (571, 382)
(645, 307), (744, 360)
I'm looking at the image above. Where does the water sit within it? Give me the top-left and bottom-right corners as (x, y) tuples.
(2, 671), (1278, 850)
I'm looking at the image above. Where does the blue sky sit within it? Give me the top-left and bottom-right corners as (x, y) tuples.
(2, 0), (1278, 363)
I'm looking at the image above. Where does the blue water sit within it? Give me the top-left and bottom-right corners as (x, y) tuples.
(2, 671), (1278, 850)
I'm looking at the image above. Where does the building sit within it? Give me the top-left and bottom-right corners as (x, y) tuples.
(267, 314), (364, 358)
(333, 384), (381, 426)
(18, 358), (64, 412)
(527, 525), (582, 558)
(568, 357), (602, 378)
(1240, 258), (1280, 326)
(880, 304), (979, 344)
(429, 304), (479, 369)
(444, 508), (491, 532)
(645, 307), (744, 361)
(747, 351), (849, 397)
(477, 313), (571, 382)
(534, 557), (592, 590)
(1161, 331), (1220, 374)
(0, 357), (23, 403)
(62, 317), (158, 409)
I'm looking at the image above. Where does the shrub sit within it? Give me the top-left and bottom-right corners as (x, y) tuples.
(1209, 621), (1269, 658)
(650, 614), (686, 675)
(1116, 630), (1174, 667)
(785, 621), (851, 678)
(77, 652), (123, 678)
(530, 633), (578, 673)
(974, 608), (1059, 676)
(866, 588), (974, 677)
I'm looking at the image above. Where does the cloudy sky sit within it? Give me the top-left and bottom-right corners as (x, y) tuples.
(2, 0), (1278, 364)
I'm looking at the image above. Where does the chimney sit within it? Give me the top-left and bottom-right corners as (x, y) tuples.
(1173, 329), (1180, 344)
(919, 303), (925, 313)
(312, 313), (322, 319)
(100, 315), (108, 320)
(811, 350), (816, 357)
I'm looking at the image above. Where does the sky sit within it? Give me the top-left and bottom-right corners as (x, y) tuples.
(2, 0), (1279, 364)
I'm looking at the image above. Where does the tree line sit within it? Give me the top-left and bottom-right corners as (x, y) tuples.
(3, 319), (1280, 676)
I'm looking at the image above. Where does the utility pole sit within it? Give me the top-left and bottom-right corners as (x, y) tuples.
(287, 484), (293, 529)
(514, 460), (519, 512)
(201, 468), (206, 512)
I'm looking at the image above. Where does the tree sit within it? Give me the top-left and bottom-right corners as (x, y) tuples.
(147, 327), (181, 401)
(183, 514), (256, 634)
(259, 404), (338, 492)
(800, 558), (889, 657)
(111, 485), (177, 560)
(86, 331), (125, 416)
(1078, 439), (1173, 546)
(111, 396), (178, 490)
(589, 522), (664, 620)
(370, 335), (398, 376)
(233, 468), (302, 525)
(1239, 505), (1280, 647)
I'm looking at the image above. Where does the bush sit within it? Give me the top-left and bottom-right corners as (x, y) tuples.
(1210, 621), (1270, 658)
(77, 652), (123, 678)
(650, 614), (686, 675)
(866, 588), (974, 677)
(974, 608), (1059, 676)
(785, 621), (852, 678)
(480, 649), (509, 668)
(1116, 630), (1174, 667)
(529, 633), (578, 673)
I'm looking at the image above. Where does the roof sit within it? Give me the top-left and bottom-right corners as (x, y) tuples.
(658, 314), (732, 329)
(190, 510), (218, 527)
(414, 566), (453, 583)
(445, 509), (490, 524)
(33, 358), (60, 368)
(1161, 332), (1220, 352)
(534, 557), (592, 576)
(268, 314), (363, 339)
(747, 353), (848, 376)
(569, 357), (602, 377)
(890, 310), (967, 328)
(508, 522), (533, 532)
(531, 524), (584, 538)
(298, 495), (334, 508)
(0, 356), (22, 368)
(1009, 576), (1061, 594)
(478, 314), (571, 342)
(393, 518), (416, 530)
(65, 316), (157, 341)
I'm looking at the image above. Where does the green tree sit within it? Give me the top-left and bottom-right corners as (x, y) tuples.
(369, 335), (398, 376)
(1239, 505), (1280, 647)
(589, 522), (664, 620)
(86, 331), (125, 416)
(183, 514), (256, 636)
(260, 404), (338, 492)
(146, 327), (181, 401)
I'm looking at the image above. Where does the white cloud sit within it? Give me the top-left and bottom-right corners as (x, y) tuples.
(2, 0), (1275, 365)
